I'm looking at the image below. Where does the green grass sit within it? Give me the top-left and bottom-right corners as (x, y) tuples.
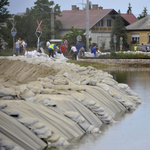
(67, 60), (121, 70)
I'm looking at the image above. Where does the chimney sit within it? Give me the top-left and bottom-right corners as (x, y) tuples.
(92, 4), (98, 10)
(99, 6), (103, 10)
(72, 5), (77, 10)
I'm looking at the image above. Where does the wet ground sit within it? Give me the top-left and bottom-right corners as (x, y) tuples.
(65, 70), (150, 150)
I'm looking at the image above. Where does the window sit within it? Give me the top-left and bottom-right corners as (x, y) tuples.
(148, 34), (150, 43)
(95, 20), (103, 27)
(107, 19), (111, 27)
(131, 34), (139, 43)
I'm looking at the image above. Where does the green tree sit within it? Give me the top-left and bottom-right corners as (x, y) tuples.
(0, 0), (11, 24)
(110, 10), (129, 51)
(83, 1), (92, 10)
(137, 7), (148, 20)
(1, 0), (62, 48)
(0, 0), (11, 45)
(62, 27), (86, 48)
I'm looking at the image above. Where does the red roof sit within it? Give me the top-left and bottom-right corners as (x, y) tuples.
(121, 14), (138, 24)
(57, 9), (114, 29)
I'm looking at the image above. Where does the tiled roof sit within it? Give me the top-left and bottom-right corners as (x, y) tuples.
(57, 9), (115, 29)
(121, 14), (138, 24)
(126, 15), (150, 30)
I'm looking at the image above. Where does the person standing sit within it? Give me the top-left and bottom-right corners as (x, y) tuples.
(48, 43), (56, 58)
(63, 38), (68, 53)
(76, 41), (83, 56)
(18, 38), (22, 55)
(14, 39), (20, 56)
(60, 44), (66, 56)
(134, 45), (137, 51)
(68, 45), (77, 60)
(22, 40), (27, 55)
(39, 41), (45, 54)
(46, 41), (50, 50)
(90, 43), (94, 53)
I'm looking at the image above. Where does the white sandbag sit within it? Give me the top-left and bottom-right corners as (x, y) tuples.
(43, 100), (56, 107)
(38, 130), (53, 139)
(81, 79), (91, 85)
(32, 127), (49, 135)
(97, 83), (110, 92)
(76, 116), (85, 123)
(78, 121), (90, 131)
(86, 125), (95, 133)
(0, 103), (7, 109)
(25, 97), (38, 102)
(91, 127), (101, 133)
(50, 137), (69, 147)
(53, 80), (68, 85)
(30, 123), (45, 130)
(46, 134), (60, 143)
(83, 100), (96, 106)
(0, 88), (16, 96)
(19, 90), (35, 100)
(1, 96), (14, 100)
(112, 93), (122, 100)
(18, 118), (38, 127)
(118, 83), (129, 90)
(1, 141), (14, 149)
(64, 111), (80, 121)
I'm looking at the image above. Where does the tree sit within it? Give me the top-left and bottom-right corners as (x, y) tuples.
(0, 0), (11, 45)
(83, 1), (92, 10)
(1, 0), (62, 48)
(62, 27), (86, 49)
(137, 7), (148, 20)
(0, 0), (11, 24)
(110, 10), (129, 51)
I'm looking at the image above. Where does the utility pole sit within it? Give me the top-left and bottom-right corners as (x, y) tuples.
(51, 8), (55, 39)
(11, 20), (17, 54)
(86, 0), (89, 52)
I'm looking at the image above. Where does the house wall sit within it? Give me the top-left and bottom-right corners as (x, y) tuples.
(90, 15), (114, 51)
(127, 30), (150, 50)
(90, 32), (111, 50)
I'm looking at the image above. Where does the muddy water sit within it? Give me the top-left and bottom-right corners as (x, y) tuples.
(64, 70), (150, 150)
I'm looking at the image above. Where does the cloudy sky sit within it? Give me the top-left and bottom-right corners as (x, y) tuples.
(7, 0), (149, 17)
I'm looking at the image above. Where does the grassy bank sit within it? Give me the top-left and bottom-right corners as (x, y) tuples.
(67, 60), (124, 70)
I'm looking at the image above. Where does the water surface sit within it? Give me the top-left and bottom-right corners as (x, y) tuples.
(65, 70), (150, 150)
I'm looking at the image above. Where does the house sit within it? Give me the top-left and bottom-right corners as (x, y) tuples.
(56, 4), (138, 50)
(126, 15), (150, 50)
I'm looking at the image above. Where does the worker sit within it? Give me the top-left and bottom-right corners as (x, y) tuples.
(48, 44), (56, 58)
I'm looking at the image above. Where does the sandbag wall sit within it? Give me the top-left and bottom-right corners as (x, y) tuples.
(0, 56), (141, 150)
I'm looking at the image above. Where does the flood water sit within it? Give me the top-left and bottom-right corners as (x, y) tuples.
(64, 69), (150, 150)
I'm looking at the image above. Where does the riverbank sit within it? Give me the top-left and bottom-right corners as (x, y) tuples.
(0, 56), (142, 150)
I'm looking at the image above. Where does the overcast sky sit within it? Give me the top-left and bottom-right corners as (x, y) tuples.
(7, 0), (149, 17)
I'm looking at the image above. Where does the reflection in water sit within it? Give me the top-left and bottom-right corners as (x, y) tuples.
(62, 70), (150, 150)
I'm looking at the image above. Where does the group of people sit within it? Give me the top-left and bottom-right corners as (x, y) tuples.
(13, 38), (27, 56)
(134, 43), (150, 52)
(68, 41), (98, 60)
(38, 38), (68, 58)
(68, 41), (85, 60)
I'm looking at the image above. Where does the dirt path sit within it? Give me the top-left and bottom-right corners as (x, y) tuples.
(0, 58), (58, 87)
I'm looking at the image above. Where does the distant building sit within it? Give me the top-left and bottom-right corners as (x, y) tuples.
(56, 4), (138, 50)
(126, 15), (150, 50)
